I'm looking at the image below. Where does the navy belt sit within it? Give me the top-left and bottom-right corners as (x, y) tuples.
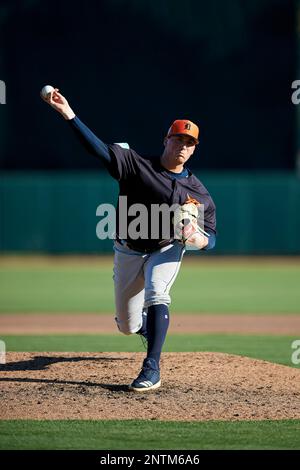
(116, 236), (174, 253)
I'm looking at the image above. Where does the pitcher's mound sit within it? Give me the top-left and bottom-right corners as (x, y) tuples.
(1, 352), (300, 421)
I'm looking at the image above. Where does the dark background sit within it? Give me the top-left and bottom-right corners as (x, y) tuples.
(0, 0), (296, 171)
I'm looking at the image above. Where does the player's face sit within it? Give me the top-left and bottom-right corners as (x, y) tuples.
(165, 135), (196, 164)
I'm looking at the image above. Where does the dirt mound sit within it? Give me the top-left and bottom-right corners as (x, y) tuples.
(1, 352), (300, 421)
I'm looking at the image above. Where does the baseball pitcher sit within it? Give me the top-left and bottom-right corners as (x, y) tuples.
(41, 88), (217, 392)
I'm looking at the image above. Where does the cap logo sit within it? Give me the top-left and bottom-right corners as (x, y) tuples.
(184, 123), (191, 130)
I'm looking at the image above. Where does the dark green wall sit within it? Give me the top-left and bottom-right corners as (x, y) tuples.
(1, 172), (299, 254)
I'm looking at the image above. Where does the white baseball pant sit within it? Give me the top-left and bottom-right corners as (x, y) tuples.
(113, 240), (185, 335)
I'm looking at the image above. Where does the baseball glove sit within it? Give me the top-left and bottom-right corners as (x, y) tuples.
(173, 196), (209, 248)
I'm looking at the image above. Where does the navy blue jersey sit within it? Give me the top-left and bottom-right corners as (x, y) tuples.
(108, 144), (216, 252)
(68, 116), (216, 252)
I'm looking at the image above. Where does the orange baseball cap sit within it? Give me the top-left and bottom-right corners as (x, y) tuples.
(166, 119), (199, 144)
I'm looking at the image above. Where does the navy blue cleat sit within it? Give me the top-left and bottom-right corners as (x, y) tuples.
(129, 358), (161, 392)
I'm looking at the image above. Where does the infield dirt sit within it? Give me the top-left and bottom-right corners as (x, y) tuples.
(1, 314), (299, 334)
(1, 352), (300, 421)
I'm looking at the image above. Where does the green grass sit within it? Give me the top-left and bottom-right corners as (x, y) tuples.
(0, 267), (115, 313)
(0, 261), (300, 313)
(1, 334), (299, 367)
(174, 265), (300, 314)
(0, 419), (299, 449)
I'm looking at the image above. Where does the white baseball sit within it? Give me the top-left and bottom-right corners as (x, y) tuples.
(41, 85), (54, 99)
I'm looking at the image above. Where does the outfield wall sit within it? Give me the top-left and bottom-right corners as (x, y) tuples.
(0, 172), (299, 254)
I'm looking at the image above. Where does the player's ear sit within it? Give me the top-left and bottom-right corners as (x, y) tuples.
(163, 137), (168, 147)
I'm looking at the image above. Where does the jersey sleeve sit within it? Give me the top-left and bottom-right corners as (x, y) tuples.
(202, 230), (216, 250)
(107, 144), (140, 181)
(204, 199), (217, 235)
(68, 116), (111, 163)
